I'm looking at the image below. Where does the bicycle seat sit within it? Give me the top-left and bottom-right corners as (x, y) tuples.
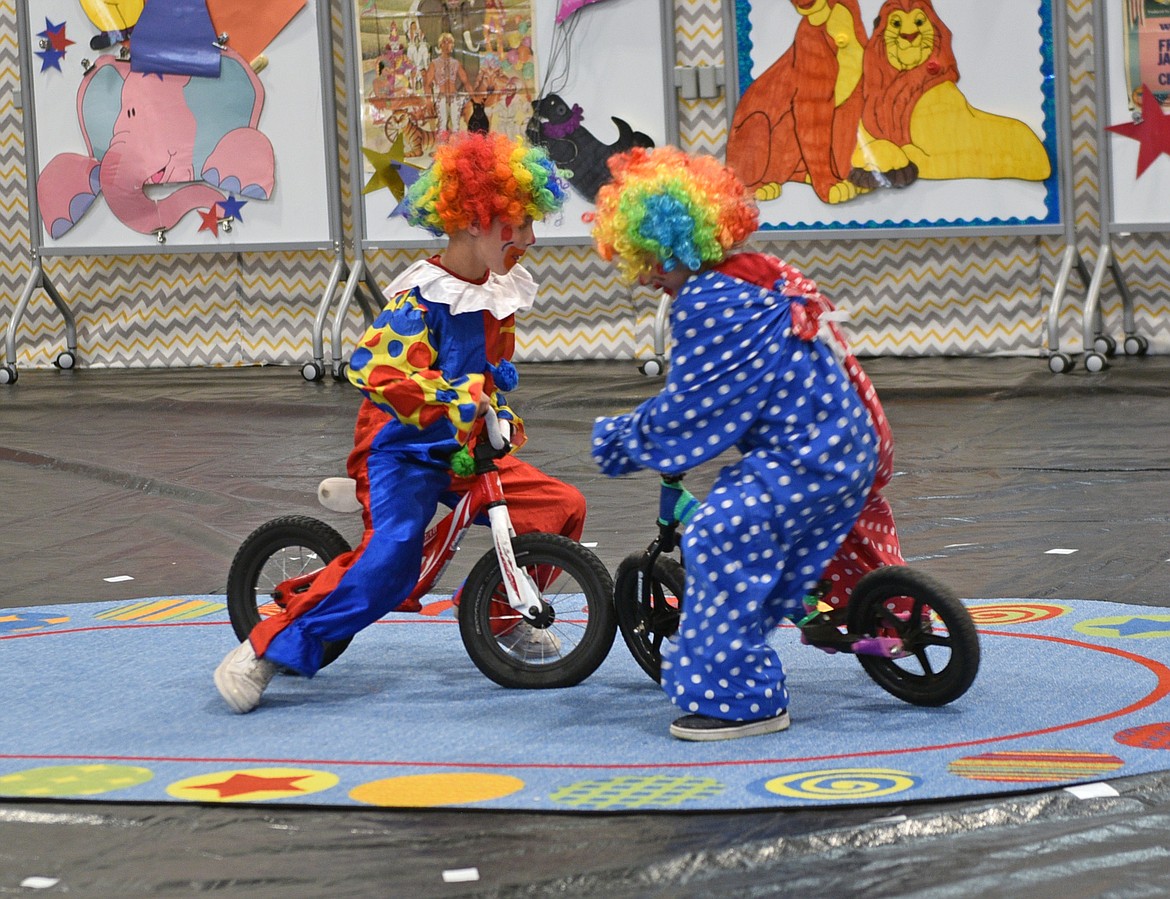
(318, 477), (361, 513)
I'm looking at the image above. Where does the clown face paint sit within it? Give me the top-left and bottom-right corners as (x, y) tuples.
(481, 217), (535, 274)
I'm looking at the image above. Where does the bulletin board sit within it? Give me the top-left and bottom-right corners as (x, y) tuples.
(1097, 0), (1170, 232)
(728, 0), (1067, 237)
(18, 0), (340, 253)
(347, 0), (677, 248)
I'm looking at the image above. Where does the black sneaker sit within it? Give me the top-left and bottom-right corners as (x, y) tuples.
(669, 710), (791, 742)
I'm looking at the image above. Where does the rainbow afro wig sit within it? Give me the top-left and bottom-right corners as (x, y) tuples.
(403, 131), (568, 236)
(591, 146), (758, 282)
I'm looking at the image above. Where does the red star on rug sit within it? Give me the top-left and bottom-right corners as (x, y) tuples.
(186, 772), (312, 798)
(1106, 85), (1170, 178)
(198, 205), (220, 236)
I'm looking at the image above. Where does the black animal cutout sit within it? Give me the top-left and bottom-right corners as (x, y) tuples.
(525, 93), (654, 202)
(467, 100), (490, 134)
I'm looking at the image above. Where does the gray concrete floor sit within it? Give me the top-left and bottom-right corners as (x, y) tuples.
(3, 355), (1167, 608)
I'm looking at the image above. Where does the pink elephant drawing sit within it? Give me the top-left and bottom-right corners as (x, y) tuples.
(37, 48), (275, 238)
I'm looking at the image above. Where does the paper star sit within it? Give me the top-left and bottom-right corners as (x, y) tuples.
(39, 19), (74, 53)
(35, 47), (65, 72)
(219, 195), (247, 222)
(185, 772), (312, 798)
(198, 205), (221, 235)
(1106, 85), (1170, 178)
(362, 134), (424, 207)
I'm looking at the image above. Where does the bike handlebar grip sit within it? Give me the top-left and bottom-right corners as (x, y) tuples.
(484, 407), (506, 450)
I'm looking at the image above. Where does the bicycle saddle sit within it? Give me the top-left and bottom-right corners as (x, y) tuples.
(317, 477), (361, 513)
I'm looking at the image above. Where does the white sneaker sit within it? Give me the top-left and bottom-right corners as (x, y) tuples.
(214, 641), (277, 714)
(498, 622), (562, 660)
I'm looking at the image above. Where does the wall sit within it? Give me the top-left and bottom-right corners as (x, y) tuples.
(1, 0), (1165, 369)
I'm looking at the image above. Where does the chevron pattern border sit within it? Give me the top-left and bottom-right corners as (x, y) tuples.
(1, 0), (1165, 369)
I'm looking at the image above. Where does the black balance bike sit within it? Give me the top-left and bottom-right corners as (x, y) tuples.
(612, 477), (980, 707)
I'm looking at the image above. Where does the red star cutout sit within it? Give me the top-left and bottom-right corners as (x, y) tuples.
(45, 22), (74, 53)
(187, 772), (312, 798)
(198, 205), (220, 236)
(1107, 85), (1170, 178)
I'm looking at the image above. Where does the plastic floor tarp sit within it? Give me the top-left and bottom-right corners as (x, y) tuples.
(3, 357), (1170, 895)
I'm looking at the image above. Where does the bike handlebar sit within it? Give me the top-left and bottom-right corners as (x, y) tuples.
(484, 407), (507, 450)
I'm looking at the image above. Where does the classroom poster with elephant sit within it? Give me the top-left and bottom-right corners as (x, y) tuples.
(355, 0), (673, 245)
(25, 0), (335, 250)
(730, 0), (1063, 233)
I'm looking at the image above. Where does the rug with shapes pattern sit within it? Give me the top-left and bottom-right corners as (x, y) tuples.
(3, 597), (1170, 811)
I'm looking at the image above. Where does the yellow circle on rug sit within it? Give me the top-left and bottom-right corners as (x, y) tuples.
(166, 767), (339, 801)
(350, 773), (525, 807)
(758, 768), (918, 801)
(0, 764), (153, 797)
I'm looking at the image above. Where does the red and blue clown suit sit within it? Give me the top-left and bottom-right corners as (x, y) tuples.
(250, 258), (587, 675)
(592, 254), (902, 723)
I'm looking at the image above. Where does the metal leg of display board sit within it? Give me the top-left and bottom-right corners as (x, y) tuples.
(640, 289), (670, 377)
(1045, 245), (1091, 374)
(323, 254), (381, 383)
(304, 250), (348, 383)
(2, 252), (78, 386)
(1079, 239), (1148, 374)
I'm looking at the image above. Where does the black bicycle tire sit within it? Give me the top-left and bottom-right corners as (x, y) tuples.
(225, 515), (353, 670)
(613, 552), (685, 683)
(845, 566), (980, 706)
(458, 532), (616, 688)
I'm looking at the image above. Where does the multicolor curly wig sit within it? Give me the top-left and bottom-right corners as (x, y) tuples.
(591, 146), (758, 282)
(403, 131), (568, 236)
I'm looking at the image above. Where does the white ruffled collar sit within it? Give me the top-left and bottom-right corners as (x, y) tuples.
(384, 258), (538, 318)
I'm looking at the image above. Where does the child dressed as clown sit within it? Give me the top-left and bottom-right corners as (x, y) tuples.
(215, 132), (585, 714)
(590, 147), (903, 742)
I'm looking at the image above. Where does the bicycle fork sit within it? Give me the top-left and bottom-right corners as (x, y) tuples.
(482, 470), (552, 626)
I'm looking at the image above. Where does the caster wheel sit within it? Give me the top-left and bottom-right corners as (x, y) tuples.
(1047, 353), (1074, 374)
(1083, 352), (1109, 373)
(55, 351), (76, 370)
(1092, 335), (1117, 357)
(1124, 335), (1149, 356)
(0, 364), (16, 386)
(638, 357), (665, 377)
(300, 362), (323, 382)
(331, 361), (349, 382)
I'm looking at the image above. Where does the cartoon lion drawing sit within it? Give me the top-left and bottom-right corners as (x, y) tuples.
(725, 0), (868, 204)
(849, 0), (1051, 189)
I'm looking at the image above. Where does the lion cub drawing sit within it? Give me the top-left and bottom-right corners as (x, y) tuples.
(725, 0), (867, 204)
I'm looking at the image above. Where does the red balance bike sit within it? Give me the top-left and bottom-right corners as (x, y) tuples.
(613, 477), (980, 706)
(225, 411), (616, 688)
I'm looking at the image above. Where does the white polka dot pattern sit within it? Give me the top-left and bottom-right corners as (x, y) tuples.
(590, 261), (891, 722)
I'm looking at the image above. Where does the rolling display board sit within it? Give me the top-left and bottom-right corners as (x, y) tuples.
(19, 0), (340, 252)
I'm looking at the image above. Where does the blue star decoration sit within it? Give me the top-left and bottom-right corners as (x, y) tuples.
(219, 195), (248, 223)
(1109, 618), (1170, 637)
(36, 19), (73, 72)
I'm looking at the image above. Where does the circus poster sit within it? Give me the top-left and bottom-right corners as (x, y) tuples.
(356, 0), (538, 171)
(1121, 0), (1170, 111)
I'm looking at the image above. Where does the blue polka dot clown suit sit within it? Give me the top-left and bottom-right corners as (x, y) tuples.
(592, 262), (880, 723)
